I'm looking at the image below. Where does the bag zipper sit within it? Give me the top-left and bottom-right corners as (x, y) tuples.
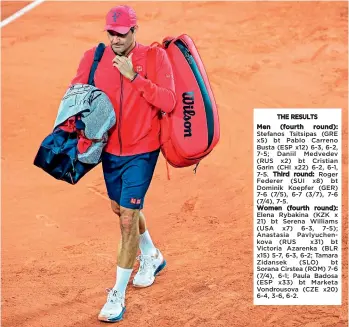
(119, 73), (124, 155)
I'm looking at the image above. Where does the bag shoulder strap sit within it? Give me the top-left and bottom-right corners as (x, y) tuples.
(146, 44), (172, 180)
(146, 45), (158, 82)
(88, 43), (106, 86)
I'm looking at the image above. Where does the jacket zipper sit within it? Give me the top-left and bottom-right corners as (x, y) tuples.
(119, 73), (124, 155)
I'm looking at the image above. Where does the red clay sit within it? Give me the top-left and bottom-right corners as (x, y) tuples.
(1, 1), (30, 21)
(2, 2), (348, 327)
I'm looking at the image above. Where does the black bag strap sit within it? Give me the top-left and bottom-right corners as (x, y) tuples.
(88, 43), (106, 86)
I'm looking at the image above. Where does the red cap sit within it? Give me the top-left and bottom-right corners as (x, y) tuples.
(104, 5), (137, 34)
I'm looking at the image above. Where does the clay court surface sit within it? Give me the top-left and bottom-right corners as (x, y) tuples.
(1, 1), (348, 326)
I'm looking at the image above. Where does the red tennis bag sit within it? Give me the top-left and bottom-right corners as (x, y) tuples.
(147, 34), (220, 173)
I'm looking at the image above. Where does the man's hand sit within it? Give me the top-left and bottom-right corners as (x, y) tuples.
(112, 53), (137, 81)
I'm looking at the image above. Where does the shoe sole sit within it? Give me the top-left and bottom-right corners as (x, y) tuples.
(98, 307), (126, 323)
(133, 259), (167, 288)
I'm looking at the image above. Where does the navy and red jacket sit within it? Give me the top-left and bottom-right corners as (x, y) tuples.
(70, 42), (176, 156)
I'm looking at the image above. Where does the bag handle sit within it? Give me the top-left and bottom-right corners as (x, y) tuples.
(88, 43), (106, 86)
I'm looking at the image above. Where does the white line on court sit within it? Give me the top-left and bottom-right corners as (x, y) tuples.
(0, 0), (46, 28)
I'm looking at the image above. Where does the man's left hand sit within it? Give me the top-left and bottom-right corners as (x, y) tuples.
(112, 53), (136, 80)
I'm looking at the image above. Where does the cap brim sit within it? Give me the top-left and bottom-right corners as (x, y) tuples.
(104, 25), (131, 34)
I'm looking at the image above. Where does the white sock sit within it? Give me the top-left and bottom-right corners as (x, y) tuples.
(139, 230), (157, 256)
(113, 266), (133, 296)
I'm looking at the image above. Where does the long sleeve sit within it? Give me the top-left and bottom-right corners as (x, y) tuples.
(130, 48), (176, 113)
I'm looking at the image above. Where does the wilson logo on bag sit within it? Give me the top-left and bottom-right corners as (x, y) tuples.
(147, 34), (220, 175)
(182, 91), (195, 138)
